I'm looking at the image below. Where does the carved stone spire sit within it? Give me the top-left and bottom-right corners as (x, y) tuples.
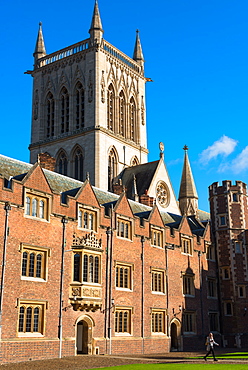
(133, 30), (144, 73)
(33, 22), (46, 69)
(131, 174), (139, 202)
(89, 0), (104, 45)
(179, 145), (198, 217)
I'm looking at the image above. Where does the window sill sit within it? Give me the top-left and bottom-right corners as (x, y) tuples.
(151, 245), (163, 249)
(116, 287), (133, 292)
(152, 332), (166, 336)
(18, 333), (44, 338)
(152, 291), (165, 295)
(21, 276), (47, 283)
(24, 215), (49, 223)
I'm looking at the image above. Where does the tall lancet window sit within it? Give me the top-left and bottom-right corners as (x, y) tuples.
(129, 97), (137, 142)
(57, 151), (68, 176)
(119, 91), (125, 137)
(46, 92), (55, 138)
(60, 87), (69, 134)
(74, 148), (84, 181)
(108, 148), (117, 191)
(75, 82), (85, 130)
(107, 84), (115, 131)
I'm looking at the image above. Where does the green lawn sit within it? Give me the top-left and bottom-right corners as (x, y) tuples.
(89, 365), (248, 370)
(193, 352), (248, 360)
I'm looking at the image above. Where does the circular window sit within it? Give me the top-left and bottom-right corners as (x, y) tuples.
(156, 181), (170, 208)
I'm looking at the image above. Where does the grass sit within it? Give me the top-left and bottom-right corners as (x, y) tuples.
(89, 365), (248, 370)
(192, 352), (248, 360)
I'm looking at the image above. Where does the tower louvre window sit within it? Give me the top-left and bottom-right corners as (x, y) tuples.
(108, 148), (117, 191)
(107, 84), (115, 131)
(46, 92), (54, 138)
(60, 87), (69, 134)
(119, 91), (126, 137)
(74, 148), (84, 181)
(57, 152), (68, 176)
(75, 82), (85, 130)
(129, 97), (137, 143)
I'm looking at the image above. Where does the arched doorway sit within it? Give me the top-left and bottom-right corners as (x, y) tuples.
(76, 318), (93, 354)
(170, 319), (181, 351)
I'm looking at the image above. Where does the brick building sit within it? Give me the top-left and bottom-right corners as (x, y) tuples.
(209, 181), (248, 348)
(0, 151), (218, 363)
(0, 0), (244, 364)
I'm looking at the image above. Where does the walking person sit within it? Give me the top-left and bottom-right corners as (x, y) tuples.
(204, 332), (219, 361)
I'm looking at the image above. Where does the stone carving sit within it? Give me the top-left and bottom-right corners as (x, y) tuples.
(83, 287), (101, 298)
(73, 231), (102, 250)
(72, 287), (81, 296)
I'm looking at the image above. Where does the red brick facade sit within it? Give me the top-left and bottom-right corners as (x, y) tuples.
(0, 162), (219, 363)
(209, 180), (248, 348)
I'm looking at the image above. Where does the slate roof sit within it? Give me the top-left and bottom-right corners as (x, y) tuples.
(0, 154), (210, 236)
(118, 160), (159, 199)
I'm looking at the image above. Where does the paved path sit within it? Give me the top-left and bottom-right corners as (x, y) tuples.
(0, 351), (248, 369)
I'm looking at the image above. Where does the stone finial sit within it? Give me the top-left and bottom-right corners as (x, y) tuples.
(33, 22), (46, 68)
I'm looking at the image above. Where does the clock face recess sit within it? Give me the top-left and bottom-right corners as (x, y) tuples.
(156, 181), (170, 208)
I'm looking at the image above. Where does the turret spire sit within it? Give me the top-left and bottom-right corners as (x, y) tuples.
(89, 0), (104, 45)
(133, 30), (144, 73)
(33, 22), (46, 68)
(178, 145), (198, 216)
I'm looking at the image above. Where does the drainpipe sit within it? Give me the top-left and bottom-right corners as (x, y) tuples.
(0, 202), (11, 340)
(58, 216), (68, 358)
(165, 245), (170, 343)
(105, 227), (111, 353)
(141, 236), (145, 354)
(198, 251), (204, 337)
(108, 205), (114, 354)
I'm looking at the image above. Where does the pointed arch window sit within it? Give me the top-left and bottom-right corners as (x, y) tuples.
(119, 91), (126, 137)
(57, 152), (68, 176)
(130, 156), (139, 166)
(75, 82), (85, 130)
(129, 97), (137, 142)
(74, 148), (84, 181)
(46, 92), (55, 138)
(60, 87), (69, 134)
(107, 84), (115, 131)
(108, 148), (117, 191)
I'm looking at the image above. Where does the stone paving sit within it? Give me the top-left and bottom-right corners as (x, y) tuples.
(0, 351), (248, 370)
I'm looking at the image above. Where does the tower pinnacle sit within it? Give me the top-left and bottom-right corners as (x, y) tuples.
(33, 22), (46, 68)
(133, 30), (144, 73)
(179, 146), (198, 216)
(89, 0), (104, 45)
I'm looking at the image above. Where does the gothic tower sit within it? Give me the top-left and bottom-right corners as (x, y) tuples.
(29, 0), (148, 191)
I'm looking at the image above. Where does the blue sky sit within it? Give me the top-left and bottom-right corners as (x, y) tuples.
(1, 0), (248, 212)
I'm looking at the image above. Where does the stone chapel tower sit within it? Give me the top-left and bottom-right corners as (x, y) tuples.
(29, 0), (148, 191)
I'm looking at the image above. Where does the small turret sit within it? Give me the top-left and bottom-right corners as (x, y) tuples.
(89, 0), (104, 46)
(33, 22), (46, 69)
(179, 145), (198, 216)
(133, 30), (144, 73)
